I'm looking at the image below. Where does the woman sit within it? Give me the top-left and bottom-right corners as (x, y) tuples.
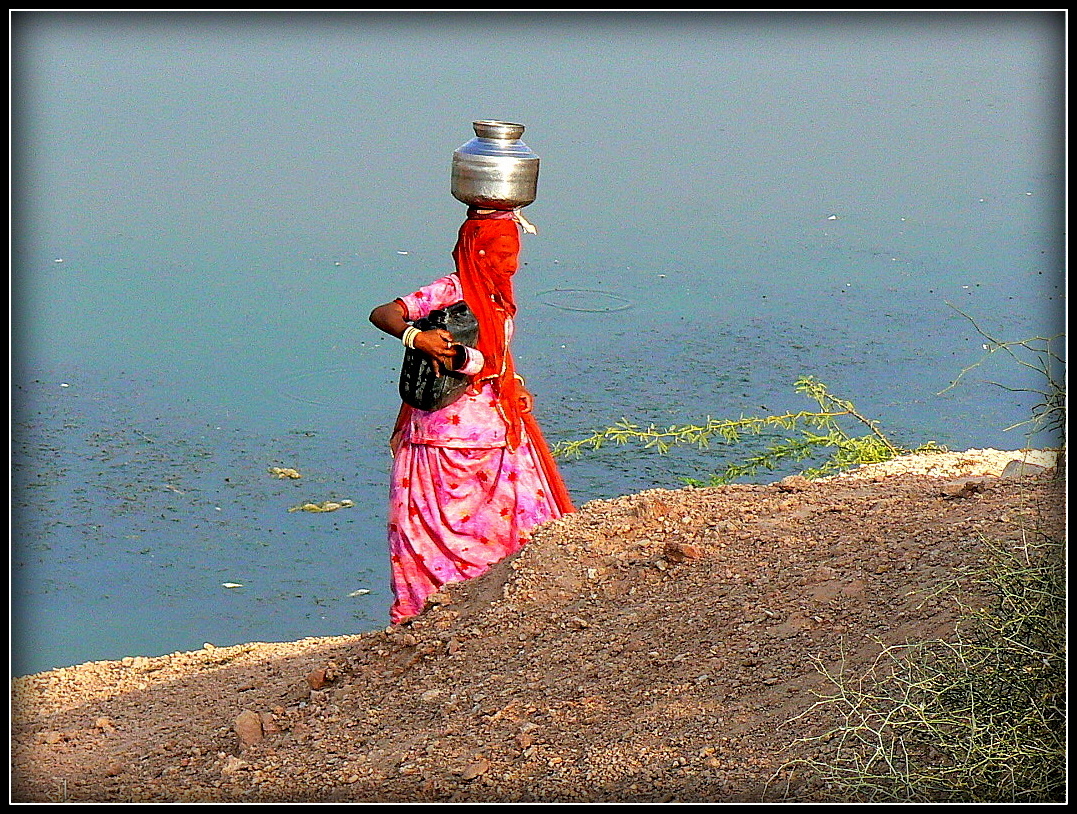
(369, 208), (575, 624)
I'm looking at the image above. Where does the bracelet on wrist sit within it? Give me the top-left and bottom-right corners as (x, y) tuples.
(401, 326), (421, 349)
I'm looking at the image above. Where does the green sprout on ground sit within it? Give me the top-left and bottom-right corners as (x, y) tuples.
(770, 533), (1066, 803)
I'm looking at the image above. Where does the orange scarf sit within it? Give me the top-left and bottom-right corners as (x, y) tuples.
(453, 211), (525, 444)
(457, 210), (573, 513)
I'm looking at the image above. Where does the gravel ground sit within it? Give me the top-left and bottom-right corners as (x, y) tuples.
(10, 448), (1064, 803)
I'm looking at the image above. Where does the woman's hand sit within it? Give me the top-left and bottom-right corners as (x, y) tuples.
(413, 328), (461, 375)
(518, 385), (534, 414)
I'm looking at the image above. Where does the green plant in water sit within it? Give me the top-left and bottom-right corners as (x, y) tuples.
(771, 533), (1066, 802)
(939, 303), (1066, 448)
(554, 375), (941, 485)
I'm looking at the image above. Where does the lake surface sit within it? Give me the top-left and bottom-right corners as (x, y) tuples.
(11, 11), (1065, 677)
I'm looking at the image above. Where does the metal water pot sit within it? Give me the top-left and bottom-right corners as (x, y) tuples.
(451, 120), (540, 210)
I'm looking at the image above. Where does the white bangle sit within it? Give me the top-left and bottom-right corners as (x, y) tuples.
(401, 326), (421, 349)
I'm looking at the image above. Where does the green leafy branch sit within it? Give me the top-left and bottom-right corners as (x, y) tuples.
(939, 303), (1065, 444)
(554, 376), (928, 485)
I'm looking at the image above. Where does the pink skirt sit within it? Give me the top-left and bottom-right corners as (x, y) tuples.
(387, 430), (566, 624)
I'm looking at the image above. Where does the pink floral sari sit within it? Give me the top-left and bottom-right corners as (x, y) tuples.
(387, 263), (573, 624)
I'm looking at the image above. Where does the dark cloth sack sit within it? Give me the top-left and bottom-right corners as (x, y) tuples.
(398, 301), (481, 411)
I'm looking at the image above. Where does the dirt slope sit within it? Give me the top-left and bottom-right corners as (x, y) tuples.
(10, 450), (1064, 803)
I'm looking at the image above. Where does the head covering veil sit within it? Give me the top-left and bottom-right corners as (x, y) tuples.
(453, 209), (525, 445)
(453, 208), (574, 514)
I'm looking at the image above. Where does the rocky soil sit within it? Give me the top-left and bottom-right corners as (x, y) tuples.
(10, 449), (1064, 803)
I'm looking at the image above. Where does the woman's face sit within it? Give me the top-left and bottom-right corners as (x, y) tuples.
(477, 234), (520, 277)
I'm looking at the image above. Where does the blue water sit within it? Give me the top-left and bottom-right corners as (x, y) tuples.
(11, 11), (1065, 677)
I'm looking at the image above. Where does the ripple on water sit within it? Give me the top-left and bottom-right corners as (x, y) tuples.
(536, 289), (634, 313)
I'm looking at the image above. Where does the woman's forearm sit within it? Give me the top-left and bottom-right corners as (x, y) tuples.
(370, 300), (462, 371)
(369, 301), (408, 338)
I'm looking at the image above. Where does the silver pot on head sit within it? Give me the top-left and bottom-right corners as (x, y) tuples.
(451, 120), (540, 210)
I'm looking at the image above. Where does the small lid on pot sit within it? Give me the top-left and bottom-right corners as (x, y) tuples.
(471, 120), (526, 140)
